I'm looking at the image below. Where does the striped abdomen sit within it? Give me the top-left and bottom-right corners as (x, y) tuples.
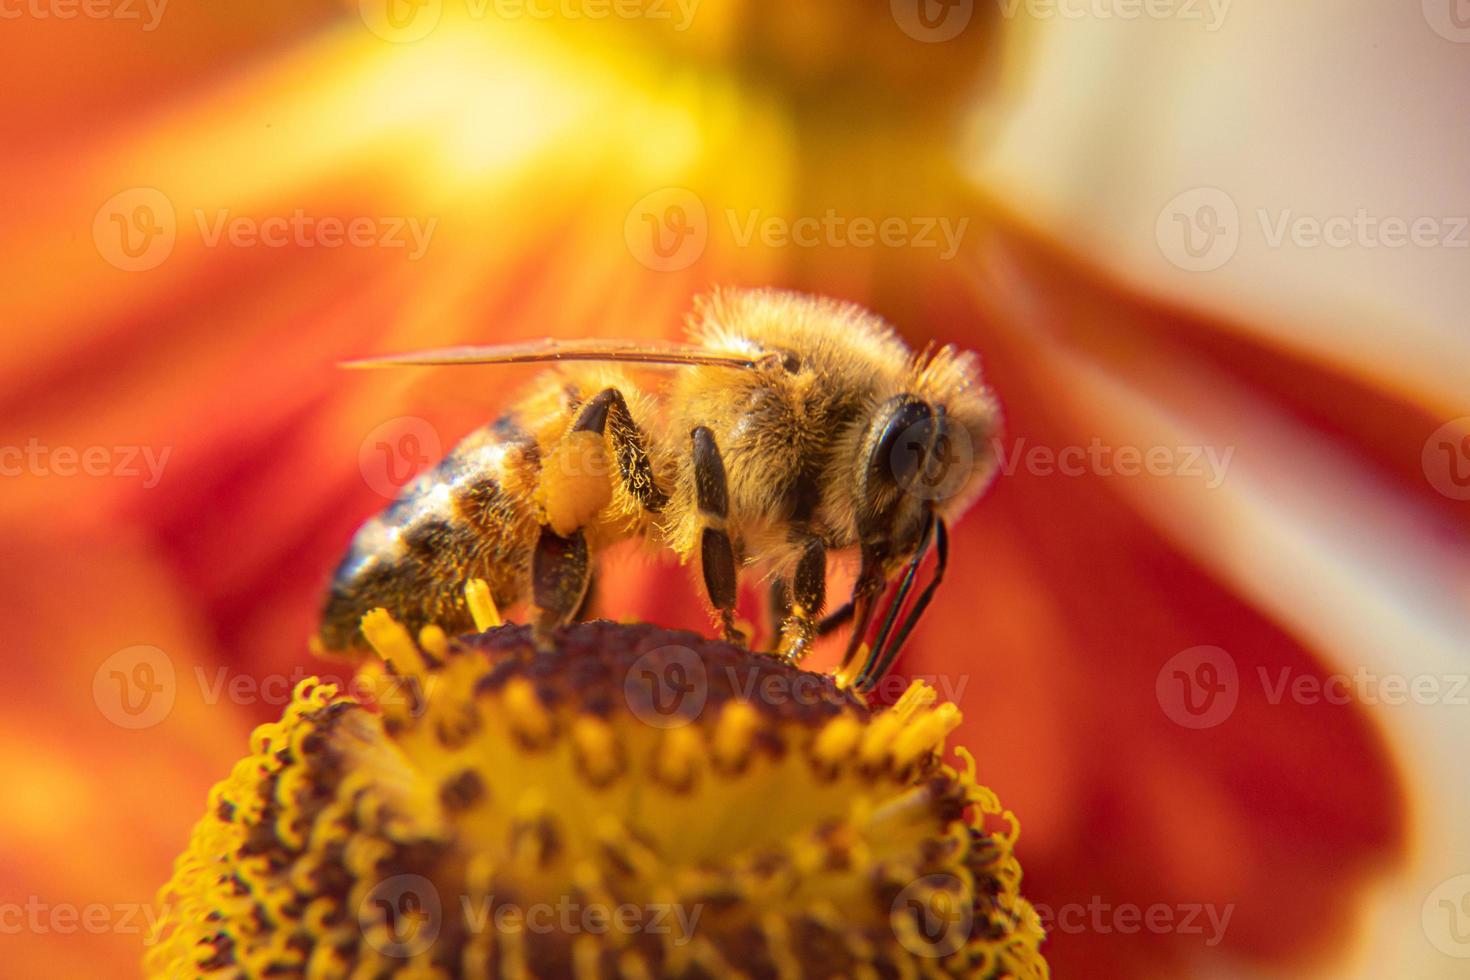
(318, 416), (542, 652)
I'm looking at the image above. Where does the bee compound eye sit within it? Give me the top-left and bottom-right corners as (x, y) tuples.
(871, 397), (933, 485)
(874, 400), (974, 503)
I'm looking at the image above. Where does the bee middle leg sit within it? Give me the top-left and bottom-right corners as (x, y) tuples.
(692, 425), (745, 645)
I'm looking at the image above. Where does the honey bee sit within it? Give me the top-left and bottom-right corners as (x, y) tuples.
(319, 288), (1000, 692)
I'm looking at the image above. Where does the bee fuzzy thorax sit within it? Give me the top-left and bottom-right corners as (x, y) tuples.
(321, 288), (999, 691)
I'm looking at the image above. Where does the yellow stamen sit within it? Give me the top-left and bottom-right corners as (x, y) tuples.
(465, 577), (502, 630)
(360, 607), (426, 676)
(147, 619), (1048, 980)
(713, 701), (758, 769)
(571, 715), (620, 785)
(417, 623), (449, 660)
(654, 723), (704, 789)
(812, 714), (864, 767)
(502, 677), (551, 745)
(892, 702), (962, 769)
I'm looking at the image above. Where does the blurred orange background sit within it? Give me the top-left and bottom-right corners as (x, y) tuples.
(2, 1), (1468, 977)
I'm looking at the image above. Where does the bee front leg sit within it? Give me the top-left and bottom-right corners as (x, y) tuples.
(692, 426), (745, 645)
(774, 537), (825, 665)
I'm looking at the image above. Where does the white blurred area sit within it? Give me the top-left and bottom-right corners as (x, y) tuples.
(970, 1), (1470, 414)
(967, 5), (1470, 979)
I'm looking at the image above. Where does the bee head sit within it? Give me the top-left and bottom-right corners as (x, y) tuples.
(854, 394), (943, 561)
(853, 358), (998, 562)
(838, 351), (999, 691)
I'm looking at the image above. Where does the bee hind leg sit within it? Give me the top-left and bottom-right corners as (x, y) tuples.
(773, 537), (825, 665)
(531, 526), (591, 649)
(573, 571), (598, 622)
(530, 386), (665, 648)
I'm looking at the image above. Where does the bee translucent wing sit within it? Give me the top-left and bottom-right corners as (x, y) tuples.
(342, 338), (778, 371)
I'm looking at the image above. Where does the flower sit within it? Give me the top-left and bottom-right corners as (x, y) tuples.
(2, 4), (1453, 978)
(147, 614), (1047, 978)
